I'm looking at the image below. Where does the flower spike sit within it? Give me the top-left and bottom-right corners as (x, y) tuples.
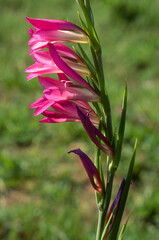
(68, 149), (102, 194)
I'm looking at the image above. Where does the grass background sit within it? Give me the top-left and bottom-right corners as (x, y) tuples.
(0, 0), (159, 239)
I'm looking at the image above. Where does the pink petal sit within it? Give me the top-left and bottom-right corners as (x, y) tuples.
(33, 51), (53, 65)
(30, 96), (47, 108)
(48, 43), (95, 93)
(55, 44), (81, 60)
(34, 100), (54, 116)
(25, 63), (62, 80)
(57, 73), (73, 86)
(26, 17), (86, 33)
(38, 76), (63, 88)
(40, 117), (79, 123)
(42, 111), (77, 119)
(28, 28), (34, 37)
(52, 101), (78, 115)
(29, 41), (48, 55)
(30, 96), (55, 115)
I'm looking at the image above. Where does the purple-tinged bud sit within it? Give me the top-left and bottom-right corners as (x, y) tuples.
(68, 148), (102, 194)
(77, 107), (113, 158)
(105, 179), (125, 239)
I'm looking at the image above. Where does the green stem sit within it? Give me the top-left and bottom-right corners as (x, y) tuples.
(96, 210), (107, 240)
(97, 54), (113, 143)
(91, 46), (113, 142)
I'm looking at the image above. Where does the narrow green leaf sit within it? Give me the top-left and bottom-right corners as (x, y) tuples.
(112, 127), (117, 151)
(112, 83), (127, 171)
(99, 156), (105, 193)
(76, 0), (85, 9)
(78, 43), (94, 69)
(78, 0), (93, 31)
(119, 83), (127, 139)
(92, 102), (108, 136)
(94, 124), (105, 206)
(77, 44), (99, 83)
(85, 76), (100, 95)
(85, 0), (94, 25)
(77, 0), (99, 47)
(108, 140), (137, 240)
(77, 12), (89, 34)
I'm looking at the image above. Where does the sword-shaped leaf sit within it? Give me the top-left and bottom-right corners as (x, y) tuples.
(107, 140), (137, 240)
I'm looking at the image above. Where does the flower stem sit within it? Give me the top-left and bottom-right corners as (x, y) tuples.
(96, 210), (107, 240)
(90, 45), (113, 142)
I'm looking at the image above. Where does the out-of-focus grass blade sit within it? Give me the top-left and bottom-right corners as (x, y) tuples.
(117, 224), (126, 240)
(108, 139), (137, 240)
(117, 214), (131, 240)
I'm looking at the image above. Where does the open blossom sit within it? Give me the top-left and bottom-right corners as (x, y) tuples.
(25, 44), (90, 81)
(26, 17), (94, 92)
(68, 148), (103, 194)
(30, 75), (100, 125)
(26, 17), (89, 55)
(40, 100), (99, 125)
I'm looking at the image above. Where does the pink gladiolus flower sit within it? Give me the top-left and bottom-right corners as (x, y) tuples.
(77, 107), (113, 158)
(68, 149), (103, 194)
(40, 75), (99, 102)
(26, 17), (89, 54)
(25, 48), (90, 81)
(40, 101), (99, 125)
(30, 75), (100, 124)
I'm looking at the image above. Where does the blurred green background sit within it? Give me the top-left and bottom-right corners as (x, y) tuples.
(0, 0), (159, 239)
